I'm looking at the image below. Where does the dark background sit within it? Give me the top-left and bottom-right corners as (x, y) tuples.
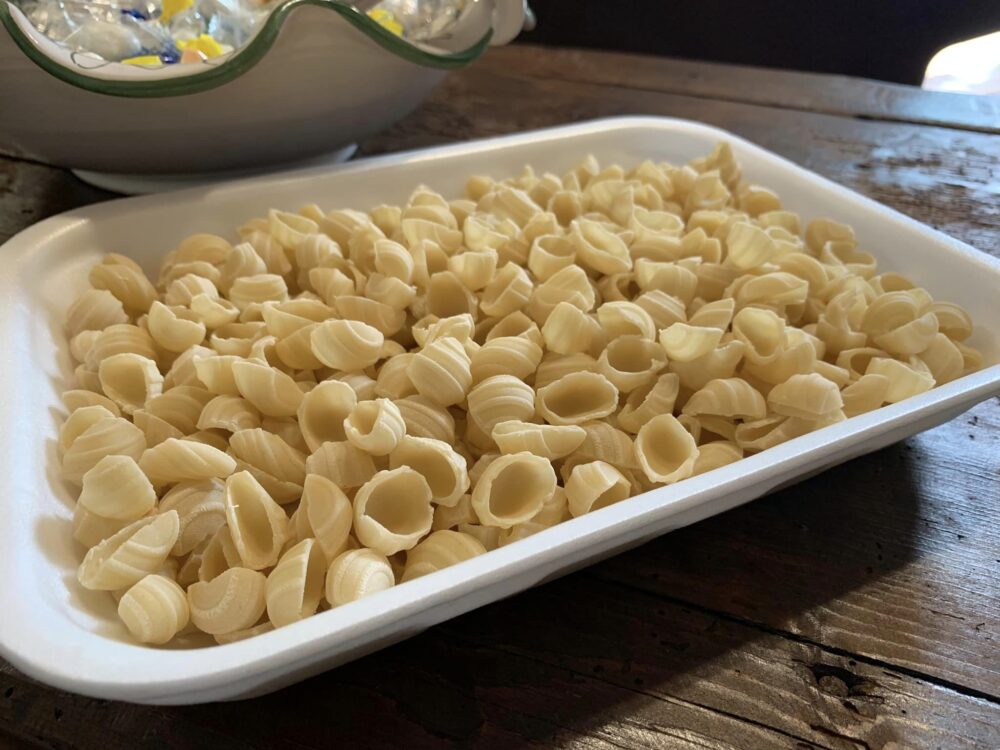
(518, 0), (1000, 85)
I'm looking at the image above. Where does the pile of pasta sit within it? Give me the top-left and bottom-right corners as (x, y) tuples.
(60, 143), (983, 646)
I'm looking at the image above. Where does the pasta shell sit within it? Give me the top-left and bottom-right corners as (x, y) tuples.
(306, 441), (376, 489)
(574, 422), (639, 470)
(865, 358), (935, 403)
(528, 235), (576, 281)
(98, 353), (163, 415)
(344, 398), (406, 455)
(732, 307), (786, 365)
(86, 324), (158, 371)
(841, 374), (891, 417)
(230, 428), (306, 487)
(597, 336), (667, 393)
(570, 218), (632, 275)
(466, 375), (535, 435)
(734, 415), (813, 452)
(471, 452), (556, 529)
(295, 379), (357, 453)
(197, 395), (261, 433)
(927, 302), (973, 342)
(118, 574), (190, 645)
(617, 373), (680, 434)
(688, 298), (735, 330)
(634, 259), (698, 304)
(59, 404), (117, 452)
(197, 525), (243, 582)
(484, 311), (545, 348)
(139, 438), (235, 486)
(89, 260), (157, 316)
(354, 467), (434, 555)
(635, 414), (699, 484)
(566, 461), (632, 517)
(265, 539), (327, 627)
(918, 333), (964, 385)
(388, 435), (469, 508)
(300, 474), (353, 563)
(158, 478), (227, 556)
(635, 290), (687, 329)
(188, 567), (267, 635)
(533, 352), (599, 390)
(395, 395), (456, 443)
(78, 511), (180, 590)
(659, 323), (724, 362)
(335, 295), (406, 337)
(62, 416), (146, 485)
(536, 371), (619, 425)
(65, 289), (128, 337)
(194, 355), (245, 396)
(224, 470), (289, 570)
(72, 503), (136, 550)
(407, 337), (472, 406)
(479, 262), (533, 318)
(527, 265), (595, 325)
(145, 385), (214, 433)
(683, 378), (767, 420)
(78, 455), (156, 521)
(725, 221), (777, 270)
(691, 441), (743, 476)
(767, 373), (844, 419)
(469, 335), (543, 383)
(401, 530), (486, 582)
(597, 301), (657, 341)
(491, 421), (586, 460)
(873, 312), (939, 356)
(62, 390), (121, 417)
(325, 548), (395, 607)
(310, 319), (383, 372)
(231, 360), (304, 418)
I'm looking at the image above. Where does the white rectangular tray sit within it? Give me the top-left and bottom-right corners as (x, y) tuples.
(1, 117), (998, 705)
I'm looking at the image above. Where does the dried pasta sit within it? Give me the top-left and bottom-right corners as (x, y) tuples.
(57, 145), (986, 647)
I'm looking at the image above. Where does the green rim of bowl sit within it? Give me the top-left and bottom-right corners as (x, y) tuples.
(0, 0), (492, 98)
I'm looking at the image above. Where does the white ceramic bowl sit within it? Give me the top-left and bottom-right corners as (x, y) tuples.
(0, 117), (998, 705)
(0, 0), (524, 173)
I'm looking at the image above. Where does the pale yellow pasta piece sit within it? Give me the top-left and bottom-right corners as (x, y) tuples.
(471, 452), (556, 529)
(228, 274), (288, 313)
(927, 302), (973, 342)
(812, 360), (851, 388)
(261, 299), (333, 339)
(541, 302), (602, 355)
(401, 530), (486, 582)
(691, 441), (743, 476)
(197, 525), (243, 582)
(528, 234), (576, 281)
(479, 262), (533, 317)
(265, 538), (327, 627)
(97, 353), (163, 415)
(341, 398), (404, 456)
(860, 291), (920, 338)
(635, 290), (687, 329)
(865, 357), (935, 403)
(133, 417), (224, 471)
(835, 347), (890, 381)
(469, 335), (543, 383)
(491, 421), (586, 460)
(635, 414), (699, 484)
(533, 352), (599, 390)
(62, 390), (121, 417)
(448, 249), (499, 292)
(683, 378), (767, 420)
(725, 221), (777, 270)
(407, 337), (472, 406)
(230, 428), (307, 487)
(484, 311), (545, 347)
(224, 470), (289, 570)
(536, 371), (619, 425)
(687, 298), (735, 330)
(597, 301), (656, 340)
(597, 336), (666, 393)
(158, 478), (227, 556)
(432, 493), (478, 531)
(425, 271), (478, 319)
(145, 386), (214, 434)
(89, 259), (157, 316)
(197, 395), (261, 433)
(634, 259), (698, 304)
(78, 455), (156, 521)
(617, 373), (680, 434)
(78, 511), (179, 590)
(194, 355), (244, 396)
(840, 374), (890, 417)
(527, 265), (595, 325)
(734, 415), (813, 452)
(873, 312), (939, 356)
(59, 404), (116, 452)
(231, 360), (303, 418)
(62, 416), (146, 485)
(918, 333), (964, 385)
(72, 503), (135, 549)
(300, 474), (353, 563)
(388, 435), (469, 508)
(333, 370), (377, 401)
(325, 548), (395, 607)
(732, 307), (786, 365)
(164, 273), (218, 307)
(65, 289), (129, 338)
(456, 522), (500, 551)
(574, 421), (639, 470)
(659, 323), (724, 362)
(395, 396), (456, 444)
(86, 324), (158, 370)
(767, 373), (844, 419)
(295, 379), (357, 453)
(354, 467), (434, 555)
(146, 301), (206, 353)
(566, 461), (632, 517)
(308, 319), (382, 372)
(188, 567), (267, 635)
(118, 574), (190, 645)
(570, 217), (632, 275)
(466, 375), (535, 435)
(306, 441), (376, 489)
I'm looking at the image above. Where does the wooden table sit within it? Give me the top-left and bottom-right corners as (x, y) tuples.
(2, 45), (999, 749)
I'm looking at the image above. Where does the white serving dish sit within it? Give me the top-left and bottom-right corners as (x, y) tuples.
(0, 116), (997, 706)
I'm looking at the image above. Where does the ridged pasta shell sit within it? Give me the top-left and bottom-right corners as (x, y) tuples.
(265, 538), (327, 627)
(401, 530), (486, 582)
(65, 289), (128, 338)
(224, 470), (289, 570)
(841, 374), (891, 417)
(575, 422), (640, 470)
(491, 420), (586, 460)
(734, 415), (813, 452)
(300, 474), (353, 563)
(873, 312), (939, 356)
(407, 337), (473, 406)
(306, 441), (376, 489)
(635, 290), (687, 329)
(335, 295), (406, 337)
(325, 548), (395, 607)
(388, 435), (469, 508)
(296, 379), (357, 453)
(72, 502), (140, 550)
(536, 371), (619, 425)
(682, 378), (767, 420)
(570, 218), (632, 275)
(469, 335), (543, 383)
(118, 574), (190, 645)
(927, 302), (973, 342)
(865, 358), (935, 403)
(139, 438), (236, 486)
(466, 375), (535, 435)
(597, 336), (667, 393)
(688, 298), (735, 330)
(310, 319), (383, 372)
(97, 353), (163, 415)
(354, 467), (434, 555)
(917, 334), (964, 385)
(635, 414), (698, 485)
(188, 567), (267, 635)
(767, 373), (844, 419)
(89, 260), (157, 316)
(471, 452), (556, 529)
(691, 441), (743, 476)
(395, 395), (456, 443)
(230, 428), (307, 486)
(725, 221), (777, 270)
(197, 395), (261, 433)
(62, 416), (146, 485)
(62, 390), (121, 417)
(344, 398), (406, 455)
(617, 373), (680, 434)
(158, 479), (227, 556)
(59, 404), (117, 453)
(566, 461), (632, 517)
(79, 455), (156, 521)
(659, 323), (724, 363)
(86, 324), (158, 371)
(78, 511), (180, 591)
(231, 360), (304, 418)
(540, 303), (601, 356)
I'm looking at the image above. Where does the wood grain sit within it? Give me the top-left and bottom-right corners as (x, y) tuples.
(496, 46), (1000, 134)
(0, 48), (997, 750)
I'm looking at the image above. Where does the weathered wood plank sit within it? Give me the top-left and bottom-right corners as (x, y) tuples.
(495, 46), (1000, 134)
